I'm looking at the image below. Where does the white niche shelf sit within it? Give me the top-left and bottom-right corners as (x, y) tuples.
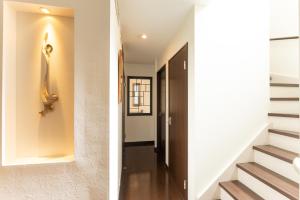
(2, 2), (75, 166)
(4, 155), (75, 166)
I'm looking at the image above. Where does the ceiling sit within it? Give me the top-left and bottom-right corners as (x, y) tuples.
(118, 0), (196, 64)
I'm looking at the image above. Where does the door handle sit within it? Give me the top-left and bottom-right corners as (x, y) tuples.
(168, 117), (172, 126)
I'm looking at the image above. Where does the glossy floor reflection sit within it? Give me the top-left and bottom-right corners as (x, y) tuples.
(119, 145), (183, 200)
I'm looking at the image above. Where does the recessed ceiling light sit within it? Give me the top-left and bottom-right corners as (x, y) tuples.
(40, 7), (50, 14)
(140, 34), (148, 39)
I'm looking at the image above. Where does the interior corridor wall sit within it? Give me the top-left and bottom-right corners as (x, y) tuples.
(0, 0), (111, 199)
(157, 9), (195, 169)
(270, 0), (299, 78)
(124, 63), (156, 143)
(193, 0), (269, 199)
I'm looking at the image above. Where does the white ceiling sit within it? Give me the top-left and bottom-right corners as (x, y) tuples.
(118, 0), (196, 64)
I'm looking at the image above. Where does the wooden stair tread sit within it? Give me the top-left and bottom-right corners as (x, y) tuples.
(269, 129), (300, 139)
(270, 36), (300, 41)
(219, 180), (263, 200)
(268, 113), (300, 118)
(270, 97), (300, 101)
(270, 83), (299, 87)
(237, 162), (299, 200)
(253, 145), (298, 163)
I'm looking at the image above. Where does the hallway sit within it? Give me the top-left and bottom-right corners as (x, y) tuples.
(119, 145), (183, 200)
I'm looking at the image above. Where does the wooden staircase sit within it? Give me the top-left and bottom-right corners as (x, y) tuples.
(218, 81), (300, 200)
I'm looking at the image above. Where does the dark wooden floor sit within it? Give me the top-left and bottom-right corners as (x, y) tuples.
(119, 145), (183, 200)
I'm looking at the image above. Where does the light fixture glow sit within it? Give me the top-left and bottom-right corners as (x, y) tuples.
(140, 34), (148, 39)
(40, 7), (50, 14)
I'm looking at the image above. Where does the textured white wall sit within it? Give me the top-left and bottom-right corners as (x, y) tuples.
(193, 0), (269, 199)
(124, 63), (156, 143)
(0, 0), (110, 199)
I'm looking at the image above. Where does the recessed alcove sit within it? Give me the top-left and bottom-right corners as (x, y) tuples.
(2, 1), (75, 166)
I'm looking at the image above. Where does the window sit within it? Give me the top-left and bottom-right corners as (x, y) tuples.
(127, 76), (152, 116)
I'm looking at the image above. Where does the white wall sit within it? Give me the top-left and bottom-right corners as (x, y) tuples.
(270, 0), (299, 78)
(0, 0), (111, 199)
(125, 63), (156, 143)
(193, 1), (269, 199)
(271, 0), (299, 38)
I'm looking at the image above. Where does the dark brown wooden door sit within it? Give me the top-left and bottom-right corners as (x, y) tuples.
(169, 44), (188, 199)
(157, 66), (166, 162)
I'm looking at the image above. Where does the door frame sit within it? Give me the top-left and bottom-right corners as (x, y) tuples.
(157, 65), (166, 162)
(168, 43), (188, 199)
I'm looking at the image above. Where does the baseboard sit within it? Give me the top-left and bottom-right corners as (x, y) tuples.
(124, 141), (154, 147)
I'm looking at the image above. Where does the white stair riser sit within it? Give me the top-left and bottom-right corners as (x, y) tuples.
(270, 87), (299, 97)
(270, 41), (299, 83)
(269, 117), (300, 132)
(269, 133), (300, 153)
(269, 101), (300, 113)
(238, 169), (290, 200)
(254, 151), (299, 182)
(220, 188), (235, 200)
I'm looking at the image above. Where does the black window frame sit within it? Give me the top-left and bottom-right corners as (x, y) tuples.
(127, 76), (153, 116)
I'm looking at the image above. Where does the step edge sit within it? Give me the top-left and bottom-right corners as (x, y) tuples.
(253, 145), (297, 164)
(269, 129), (300, 139)
(270, 83), (299, 87)
(237, 163), (299, 200)
(270, 97), (300, 101)
(219, 181), (263, 200)
(219, 182), (239, 200)
(268, 113), (300, 118)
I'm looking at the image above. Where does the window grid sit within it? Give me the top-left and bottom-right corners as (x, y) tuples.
(127, 76), (152, 116)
